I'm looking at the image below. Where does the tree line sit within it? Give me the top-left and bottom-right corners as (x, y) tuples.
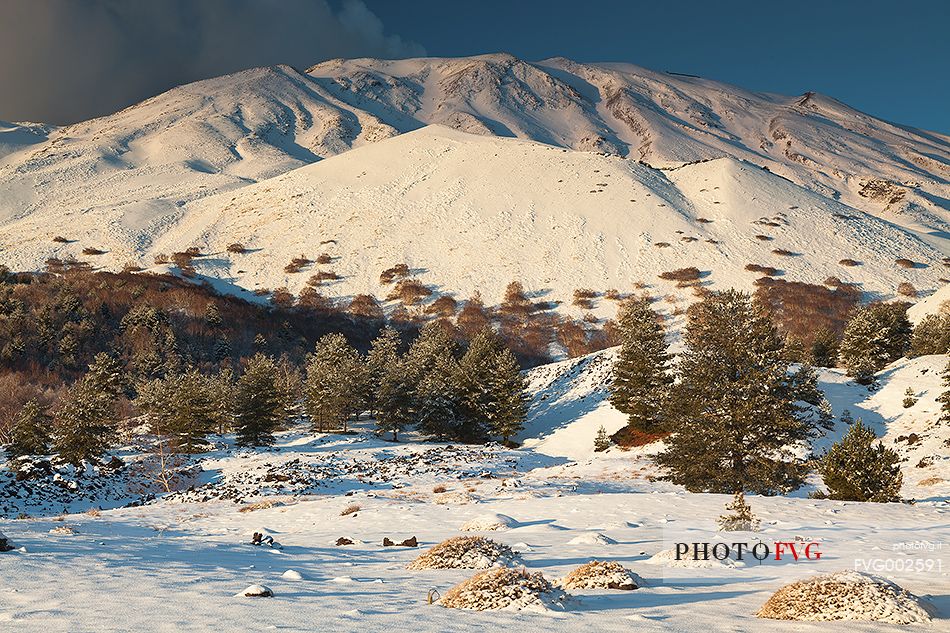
(3, 322), (528, 466)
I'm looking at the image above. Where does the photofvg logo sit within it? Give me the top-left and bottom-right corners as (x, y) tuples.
(854, 541), (946, 574)
(675, 540), (822, 563)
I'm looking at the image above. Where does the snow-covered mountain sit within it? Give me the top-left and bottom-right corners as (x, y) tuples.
(0, 55), (947, 311)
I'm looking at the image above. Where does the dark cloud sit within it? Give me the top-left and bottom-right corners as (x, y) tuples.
(0, 0), (424, 124)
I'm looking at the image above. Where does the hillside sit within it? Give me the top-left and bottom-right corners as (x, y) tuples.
(0, 54), (947, 306)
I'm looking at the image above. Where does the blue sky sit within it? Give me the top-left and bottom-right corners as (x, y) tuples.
(364, 0), (950, 133)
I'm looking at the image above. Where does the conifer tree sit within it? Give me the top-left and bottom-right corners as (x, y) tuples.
(938, 360), (950, 425)
(54, 376), (119, 465)
(136, 370), (216, 453)
(819, 419), (902, 502)
(809, 327), (839, 367)
(656, 290), (814, 495)
(608, 297), (672, 434)
(7, 400), (51, 458)
(838, 303), (912, 384)
(210, 367), (235, 434)
(594, 425), (610, 452)
(365, 327), (401, 417)
(487, 348), (528, 444)
(305, 334), (362, 432)
(902, 387), (918, 409)
(909, 312), (950, 356)
(233, 354), (284, 446)
(415, 355), (462, 440)
(376, 358), (414, 441)
(275, 356), (303, 426)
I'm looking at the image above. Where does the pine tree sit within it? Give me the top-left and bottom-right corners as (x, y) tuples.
(233, 354), (284, 446)
(819, 419), (902, 502)
(304, 334), (362, 432)
(136, 370), (216, 453)
(838, 303), (912, 384)
(85, 352), (126, 399)
(376, 358), (414, 441)
(210, 367), (235, 434)
(809, 327), (839, 367)
(275, 356), (303, 426)
(365, 327), (401, 417)
(716, 492), (761, 531)
(456, 327), (503, 443)
(608, 297), (672, 434)
(54, 377), (118, 465)
(909, 312), (950, 356)
(841, 408), (854, 426)
(655, 290), (814, 495)
(487, 348), (528, 444)
(416, 355), (462, 440)
(7, 400), (51, 458)
(938, 361), (950, 425)
(594, 425), (610, 452)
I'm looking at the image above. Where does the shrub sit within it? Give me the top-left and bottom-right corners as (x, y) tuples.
(316, 253), (332, 265)
(818, 420), (902, 502)
(654, 242), (671, 248)
(895, 258), (917, 269)
(347, 294), (383, 320)
(440, 568), (567, 611)
(572, 288), (597, 309)
(560, 561), (641, 590)
(407, 536), (518, 570)
(52, 236), (70, 243)
(696, 217), (713, 224)
(425, 295), (458, 317)
(386, 278), (431, 305)
(379, 263), (410, 284)
(897, 282), (916, 297)
(658, 267), (701, 282)
(226, 243), (246, 254)
(754, 234), (773, 241)
(284, 256), (312, 274)
(340, 503), (360, 516)
(771, 248), (795, 256)
(839, 258), (861, 266)
(745, 263), (780, 276)
(153, 253), (169, 265)
(716, 492), (760, 531)
(82, 247), (106, 255)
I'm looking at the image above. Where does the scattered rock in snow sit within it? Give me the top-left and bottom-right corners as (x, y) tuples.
(281, 569), (305, 581)
(237, 584), (273, 598)
(757, 571), (933, 624)
(49, 525), (77, 535)
(382, 536), (417, 547)
(407, 536), (519, 570)
(0, 530), (14, 552)
(250, 532), (281, 548)
(336, 537), (354, 546)
(440, 568), (569, 611)
(460, 513), (516, 531)
(567, 532), (616, 546)
(559, 560), (644, 590)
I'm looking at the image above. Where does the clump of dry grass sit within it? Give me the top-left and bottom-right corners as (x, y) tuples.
(839, 258), (861, 267)
(754, 234), (773, 241)
(897, 282), (917, 297)
(82, 247), (106, 255)
(440, 568), (568, 611)
(380, 263), (410, 284)
(226, 243), (246, 254)
(572, 288), (597, 309)
(745, 263), (780, 276)
(654, 242), (671, 248)
(407, 536), (518, 570)
(284, 255), (312, 273)
(895, 258), (918, 269)
(239, 499), (282, 513)
(432, 484), (447, 494)
(340, 503), (361, 516)
(772, 248), (796, 256)
(559, 560), (642, 590)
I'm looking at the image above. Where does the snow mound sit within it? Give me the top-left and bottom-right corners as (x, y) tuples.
(568, 532), (617, 546)
(460, 513), (516, 532)
(406, 536), (519, 570)
(757, 571), (932, 624)
(645, 546), (745, 568)
(281, 569), (305, 581)
(237, 584), (274, 598)
(440, 568), (570, 611)
(559, 560), (644, 590)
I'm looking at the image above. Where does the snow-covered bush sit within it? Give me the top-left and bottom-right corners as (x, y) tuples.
(757, 571), (932, 623)
(407, 536), (519, 570)
(460, 513), (515, 531)
(440, 568), (569, 611)
(559, 560), (643, 590)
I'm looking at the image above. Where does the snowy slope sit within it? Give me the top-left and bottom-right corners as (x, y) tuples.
(132, 126), (943, 313)
(308, 54), (950, 245)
